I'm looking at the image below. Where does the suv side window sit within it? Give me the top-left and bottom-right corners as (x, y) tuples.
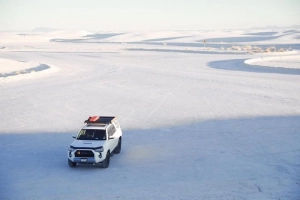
(111, 125), (116, 136)
(107, 125), (116, 137)
(113, 120), (120, 128)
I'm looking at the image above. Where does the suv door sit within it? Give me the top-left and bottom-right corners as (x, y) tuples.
(107, 125), (118, 151)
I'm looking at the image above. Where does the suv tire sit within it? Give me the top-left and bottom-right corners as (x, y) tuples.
(102, 151), (110, 168)
(114, 138), (122, 154)
(68, 159), (77, 167)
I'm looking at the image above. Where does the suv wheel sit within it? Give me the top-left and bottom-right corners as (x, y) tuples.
(68, 159), (77, 167)
(114, 138), (122, 154)
(102, 151), (110, 168)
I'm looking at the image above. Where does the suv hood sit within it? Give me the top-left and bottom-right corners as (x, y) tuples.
(70, 140), (105, 149)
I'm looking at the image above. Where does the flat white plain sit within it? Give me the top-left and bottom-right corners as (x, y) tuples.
(0, 29), (299, 200)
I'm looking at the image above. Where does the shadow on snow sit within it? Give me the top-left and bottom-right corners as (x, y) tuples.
(208, 59), (300, 75)
(0, 64), (50, 78)
(0, 115), (299, 199)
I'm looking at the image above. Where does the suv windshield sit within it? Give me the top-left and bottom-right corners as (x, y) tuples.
(77, 129), (106, 140)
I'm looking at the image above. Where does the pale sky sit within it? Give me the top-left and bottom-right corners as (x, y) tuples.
(0, 0), (299, 31)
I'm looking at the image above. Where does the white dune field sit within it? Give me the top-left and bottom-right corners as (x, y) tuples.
(0, 30), (300, 200)
(245, 55), (300, 69)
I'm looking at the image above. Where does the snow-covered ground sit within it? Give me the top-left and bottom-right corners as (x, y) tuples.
(0, 29), (300, 200)
(246, 55), (300, 69)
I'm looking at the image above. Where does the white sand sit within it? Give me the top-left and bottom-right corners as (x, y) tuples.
(0, 29), (299, 200)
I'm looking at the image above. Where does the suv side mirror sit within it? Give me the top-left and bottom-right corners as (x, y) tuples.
(72, 135), (76, 139)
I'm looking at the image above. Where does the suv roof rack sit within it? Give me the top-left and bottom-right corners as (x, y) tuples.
(84, 116), (116, 124)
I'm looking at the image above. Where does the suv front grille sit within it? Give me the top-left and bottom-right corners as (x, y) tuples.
(75, 150), (94, 157)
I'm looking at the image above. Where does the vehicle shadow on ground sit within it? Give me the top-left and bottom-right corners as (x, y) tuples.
(208, 59), (300, 75)
(0, 115), (299, 199)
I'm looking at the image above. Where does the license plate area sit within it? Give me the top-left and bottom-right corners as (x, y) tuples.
(81, 158), (87, 162)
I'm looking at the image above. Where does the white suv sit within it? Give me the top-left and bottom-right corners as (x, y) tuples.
(68, 116), (122, 168)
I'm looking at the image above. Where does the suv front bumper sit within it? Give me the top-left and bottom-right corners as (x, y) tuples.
(68, 150), (105, 163)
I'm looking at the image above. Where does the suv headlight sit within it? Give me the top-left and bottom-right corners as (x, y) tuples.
(95, 147), (104, 152)
(68, 146), (75, 152)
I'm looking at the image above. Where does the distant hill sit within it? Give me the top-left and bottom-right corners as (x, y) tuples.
(32, 27), (60, 32)
(250, 25), (300, 30)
